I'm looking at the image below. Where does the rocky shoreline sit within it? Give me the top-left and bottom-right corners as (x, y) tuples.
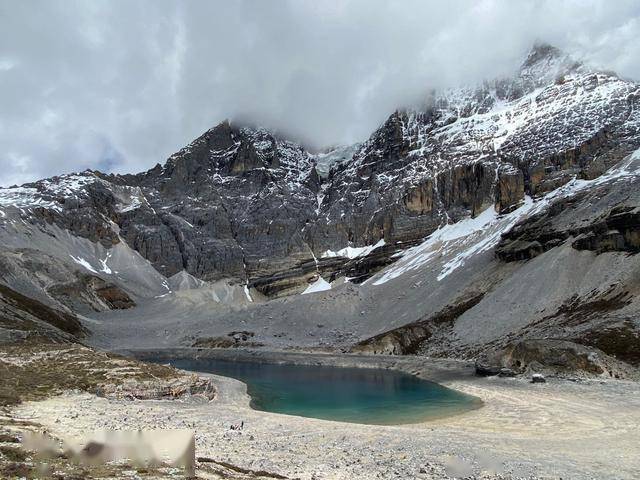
(5, 347), (639, 479)
(118, 347), (480, 383)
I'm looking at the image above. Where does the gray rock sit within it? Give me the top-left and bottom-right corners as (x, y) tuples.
(531, 373), (546, 383)
(477, 339), (637, 379)
(2, 44), (638, 299)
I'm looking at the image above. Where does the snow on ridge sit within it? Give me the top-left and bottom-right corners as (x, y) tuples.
(0, 186), (60, 211)
(433, 71), (631, 159)
(322, 239), (386, 260)
(332, 55), (637, 203)
(37, 172), (98, 197)
(518, 45), (580, 87)
(0, 172), (100, 213)
(372, 152), (640, 286)
(302, 276), (332, 295)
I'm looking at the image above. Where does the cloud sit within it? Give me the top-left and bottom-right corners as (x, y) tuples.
(1, 0), (639, 186)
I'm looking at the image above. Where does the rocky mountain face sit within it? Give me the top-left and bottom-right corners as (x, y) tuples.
(1, 44), (639, 373)
(313, 44), (638, 249)
(3, 44), (638, 300)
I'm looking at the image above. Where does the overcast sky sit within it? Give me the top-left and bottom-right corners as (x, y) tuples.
(1, 0), (639, 187)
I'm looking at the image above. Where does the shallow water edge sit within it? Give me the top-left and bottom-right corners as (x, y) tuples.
(118, 347), (485, 424)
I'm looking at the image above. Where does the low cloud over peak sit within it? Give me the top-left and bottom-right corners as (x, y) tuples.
(2, 0), (640, 186)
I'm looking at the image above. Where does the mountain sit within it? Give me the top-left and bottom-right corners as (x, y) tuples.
(1, 44), (639, 374)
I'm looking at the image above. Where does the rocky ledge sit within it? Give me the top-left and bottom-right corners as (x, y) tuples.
(474, 339), (638, 380)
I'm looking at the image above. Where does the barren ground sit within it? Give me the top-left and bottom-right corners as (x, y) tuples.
(8, 350), (640, 479)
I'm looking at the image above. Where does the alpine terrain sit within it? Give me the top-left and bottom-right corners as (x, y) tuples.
(2, 43), (640, 373)
(3, 39), (640, 480)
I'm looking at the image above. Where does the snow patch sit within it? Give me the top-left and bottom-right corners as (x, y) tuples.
(313, 144), (361, 177)
(302, 276), (332, 295)
(99, 251), (113, 274)
(119, 197), (142, 213)
(0, 186), (61, 212)
(69, 255), (99, 274)
(436, 198), (536, 281)
(243, 285), (253, 302)
(372, 151), (640, 286)
(372, 205), (502, 285)
(322, 239), (386, 259)
(0, 173), (100, 214)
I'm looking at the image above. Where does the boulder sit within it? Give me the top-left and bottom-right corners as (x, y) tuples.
(474, 359), (502, 377)
(531, 373), (546, 383)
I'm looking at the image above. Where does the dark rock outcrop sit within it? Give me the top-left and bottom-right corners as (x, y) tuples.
(0, 283), (87, 344)
(48, 274), (135, 313)
(497, 194), (640, 262)
(572, 206), (640, 253)
(577, 320), (640, 366)
(248, 257), (345, 298)
(351, 292), (485, 355)
(475, 339), (635, 379)
(0, 249), (136, 314)
(192, 331), (263, 349)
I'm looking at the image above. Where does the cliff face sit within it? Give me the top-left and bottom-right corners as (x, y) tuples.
(1, 45), (639, 372)
(312, 45), (639, 254)
(1, 44), (639, 301)
(116, 123), (322, 283)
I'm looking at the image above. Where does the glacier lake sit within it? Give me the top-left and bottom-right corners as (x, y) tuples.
(162, 358), (481, 425)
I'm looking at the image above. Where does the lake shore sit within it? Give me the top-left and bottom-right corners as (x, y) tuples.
(11, 348), (640, 479)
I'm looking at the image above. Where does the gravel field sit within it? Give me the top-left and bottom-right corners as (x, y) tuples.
(11, 352), (640, 480)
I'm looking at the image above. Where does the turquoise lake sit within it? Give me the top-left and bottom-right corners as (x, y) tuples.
(164, 358), (481, 425)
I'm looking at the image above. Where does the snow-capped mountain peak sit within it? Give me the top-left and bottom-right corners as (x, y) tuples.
(1, 44), (638, 299)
